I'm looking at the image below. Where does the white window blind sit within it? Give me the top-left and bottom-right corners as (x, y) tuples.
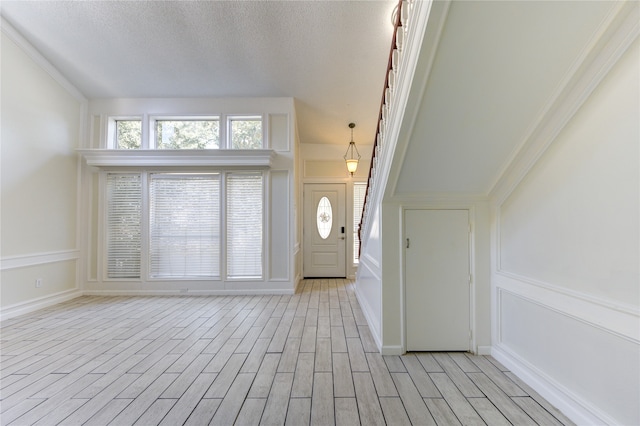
(353, 183), (366, 262)
(227, 173), (263, 278)
(149, 174), (220, 278)
(107, 173), (141, 278)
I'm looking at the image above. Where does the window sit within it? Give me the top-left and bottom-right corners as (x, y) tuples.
(156, 119), (220, 149)
(115, 120), (141, 149)
(106, 174), (141, 278)
(104, 171), (264, 281)
(353, 183), (366, 262)
(227, 173), (263, 278)
(316, 196), (333, 239)
(107, 115), (264, 150)
(150, 174), (221, 278)
(228, 116), (263, 149)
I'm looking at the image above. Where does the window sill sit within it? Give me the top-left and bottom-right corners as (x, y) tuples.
(78, 149), (275, 168)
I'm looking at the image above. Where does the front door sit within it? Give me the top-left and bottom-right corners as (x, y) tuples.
(405, 209), (470, 351)
(303, 183), (346, 277)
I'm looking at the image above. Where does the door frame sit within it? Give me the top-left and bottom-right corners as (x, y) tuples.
(400, 204), (477, 354)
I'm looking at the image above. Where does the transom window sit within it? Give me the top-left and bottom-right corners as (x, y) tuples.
(115, 120), (141, 149)
(229, 116), (262, 149)
(109, 115), (264, 149)
(156, 120), (220, 149)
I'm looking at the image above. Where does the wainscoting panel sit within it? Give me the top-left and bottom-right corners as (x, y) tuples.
(494, 282), (640, 425)
(355, 254), (382, 352)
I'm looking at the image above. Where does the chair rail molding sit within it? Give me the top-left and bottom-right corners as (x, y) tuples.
(1, 249), (80, 271)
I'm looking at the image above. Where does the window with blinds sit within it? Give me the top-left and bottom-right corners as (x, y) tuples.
(104, 171), (264, 281)
(353, 183), (366, 263)
(227, 173), (263, 278)
(149, 174), (221, 278)
(106, 173), (141, 278)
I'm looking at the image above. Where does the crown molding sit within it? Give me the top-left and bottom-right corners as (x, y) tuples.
(488, 1), (640, 205)
(78, 149), (276, 169)
(1, 17), (87, 103)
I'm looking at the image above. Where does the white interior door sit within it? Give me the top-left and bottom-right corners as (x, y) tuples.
(303, 184), (346, 277)
(405, 209), (470, 351)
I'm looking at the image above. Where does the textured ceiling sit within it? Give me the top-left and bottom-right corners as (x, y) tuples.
(1, 0), (396, 146)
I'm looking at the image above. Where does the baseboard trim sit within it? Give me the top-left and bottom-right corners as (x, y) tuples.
(381, 345), (403, 356)
(476, 345), (492, 355)
(354, 286), (382, 352)
(84, 289), (295, 297)
(0, 289), (83, 322)
(492, 344), (615, 426)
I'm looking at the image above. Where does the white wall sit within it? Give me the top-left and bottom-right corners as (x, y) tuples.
(492, 37), (639, 425)
(356, 202), (383, 350)
(81, 97), (298, 295)
(1, 28), (85, 318)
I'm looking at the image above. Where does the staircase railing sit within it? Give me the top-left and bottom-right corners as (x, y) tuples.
(358, 0), (409, 256)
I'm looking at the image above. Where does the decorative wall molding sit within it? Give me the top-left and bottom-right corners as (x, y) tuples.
(78, 149), (276, 168)
(1, 17), (87, 103)
(1, 249), (80, 271)
(0, 288), (83, 322)
(495, 272), (639, 343)
(489, 1), (639, 204)
(361, 253), (381, 272)
(494, 286), (639, 424)
(355, 257), (382, 351)
(355, 286), (382, 353)
(391, 192), (489, 204)
(492, 343), (617, 426)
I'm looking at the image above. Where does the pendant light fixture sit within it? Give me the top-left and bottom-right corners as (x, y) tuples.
(343, 122), (361, 176)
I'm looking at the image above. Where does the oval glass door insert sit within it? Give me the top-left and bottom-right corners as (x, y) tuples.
(316, 196), (332, 239)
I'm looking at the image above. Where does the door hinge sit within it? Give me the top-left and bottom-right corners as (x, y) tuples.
(406, 238), (410, 249)
(469, 330), (473, 340)
(468, 274), (472, 285)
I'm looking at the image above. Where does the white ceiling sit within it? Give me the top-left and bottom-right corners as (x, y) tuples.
(2, 1), (623, 196)
(1, 0), (396, 146)
(393, 0), (619, 196)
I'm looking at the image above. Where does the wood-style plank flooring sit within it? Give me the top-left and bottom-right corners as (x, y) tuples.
(0, 279), (574, 425)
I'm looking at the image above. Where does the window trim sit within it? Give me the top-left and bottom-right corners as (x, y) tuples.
(79, 149), (275, 168)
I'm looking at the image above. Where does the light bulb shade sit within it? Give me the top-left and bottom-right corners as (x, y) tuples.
(346, 158), (359, 174)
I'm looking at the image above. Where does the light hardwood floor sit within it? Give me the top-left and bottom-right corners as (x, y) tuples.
(1, 279), (574, 425)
